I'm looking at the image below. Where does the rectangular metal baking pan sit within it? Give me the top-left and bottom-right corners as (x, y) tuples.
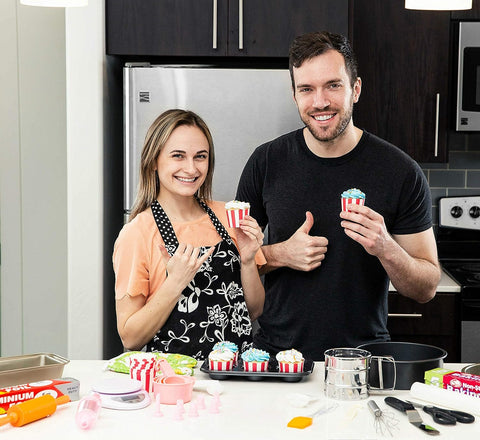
(0, 353), (69, 387)
(200, 358), (314, 382)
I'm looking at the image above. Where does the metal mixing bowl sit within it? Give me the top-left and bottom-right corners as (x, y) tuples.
(461, 363), (480, 375)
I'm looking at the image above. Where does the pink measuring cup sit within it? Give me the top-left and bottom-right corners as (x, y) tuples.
(153, 359), (195, 404)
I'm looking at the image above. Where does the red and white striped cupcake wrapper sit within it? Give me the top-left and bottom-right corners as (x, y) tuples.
(128, 356), (157, 393)
(243, 361), (269, 372)
(226, 207), (249, 228)
(209, 359), (233, 371)
(130, 365), (155, 393)
(278, 361), (304, 373)
(341, 197), (365, 212)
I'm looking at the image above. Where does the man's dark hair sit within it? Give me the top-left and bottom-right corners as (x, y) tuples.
(289, 31), (358, 90)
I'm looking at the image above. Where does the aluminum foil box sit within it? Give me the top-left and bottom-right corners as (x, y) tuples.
(0, 377), (80, 413)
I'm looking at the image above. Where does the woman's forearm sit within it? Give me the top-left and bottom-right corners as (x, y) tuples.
(116, 277), (183, 350)
(240, 261), (265, 321)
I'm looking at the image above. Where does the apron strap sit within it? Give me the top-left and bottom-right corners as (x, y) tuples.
(151, 198), (232, 256)
(196, 197), (232, 242)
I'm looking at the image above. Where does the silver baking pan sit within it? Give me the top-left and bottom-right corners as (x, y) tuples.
(0, 353), (69, 387)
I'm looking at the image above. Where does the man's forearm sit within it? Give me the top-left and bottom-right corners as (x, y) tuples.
(380, 238), (441, 303)
(258, 242), (286, 275)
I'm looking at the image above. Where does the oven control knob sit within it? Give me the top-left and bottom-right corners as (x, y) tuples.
(470, 206), (480, 219)
(450, 206), (463, 218)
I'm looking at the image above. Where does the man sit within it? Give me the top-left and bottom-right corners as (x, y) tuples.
(236, 31), (441, 360)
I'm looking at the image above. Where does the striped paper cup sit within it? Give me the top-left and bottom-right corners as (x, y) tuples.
(243, 360), (269, 372)
(278, 361), (304, 373)
(130, 364), (155, 393)
(341, 196), (365, 212)
(226, 207), (250, 228)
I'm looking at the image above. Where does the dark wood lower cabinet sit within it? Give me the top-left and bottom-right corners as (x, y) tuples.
(387, 292), (460, 362)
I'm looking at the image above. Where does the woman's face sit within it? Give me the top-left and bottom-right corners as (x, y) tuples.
(155, 125), (210, 199)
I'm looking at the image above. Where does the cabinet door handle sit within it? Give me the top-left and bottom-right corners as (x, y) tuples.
(388, 313), (423, 318)
(212, 0), (218, 49)
(238, 0), (243, 50)
(434, 93), (440, 157)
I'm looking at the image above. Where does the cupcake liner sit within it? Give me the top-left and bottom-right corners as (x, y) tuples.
(278, 361), (304, 373)
(341, 196), (365, 212)
(130, 365), (155, 393)
(243, 360), (269, 372)
(226, 207), (250, 228)
(209, 359), (233, 371)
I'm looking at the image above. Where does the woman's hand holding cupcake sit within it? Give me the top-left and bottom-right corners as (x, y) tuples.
(236, 215), (264, 265)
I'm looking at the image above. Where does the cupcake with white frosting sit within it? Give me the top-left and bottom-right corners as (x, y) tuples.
(208, 348), (235, 371)
(276, 348), (304, 373)
(225, 200), (250, 228)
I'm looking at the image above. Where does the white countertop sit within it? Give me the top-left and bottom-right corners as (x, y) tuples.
(1, 360), (477, 439)
(389, 269), (460, 293)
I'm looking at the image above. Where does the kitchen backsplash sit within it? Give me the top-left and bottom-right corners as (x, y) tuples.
(420, 131), (480, 228)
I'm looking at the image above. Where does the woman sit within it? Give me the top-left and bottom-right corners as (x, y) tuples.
(113, 109), (265, 360)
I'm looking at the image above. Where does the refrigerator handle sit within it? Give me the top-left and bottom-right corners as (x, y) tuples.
(212, 0), (217, 49)
(238, 0), (244, 50)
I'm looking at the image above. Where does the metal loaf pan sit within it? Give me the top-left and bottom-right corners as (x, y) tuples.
(0, 353), (70, 388)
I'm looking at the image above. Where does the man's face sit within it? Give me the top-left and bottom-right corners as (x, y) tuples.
(292, 50), (361, 143)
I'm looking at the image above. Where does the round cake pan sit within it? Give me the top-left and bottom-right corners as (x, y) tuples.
(357, 341), (447, 390)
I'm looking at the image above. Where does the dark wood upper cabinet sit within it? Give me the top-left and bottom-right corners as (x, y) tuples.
(106, 0), (348, 57)
(225, 0), (348, 57)
(106, 0), (228, 56)
(452, 0), (480, 19)
(351, 0), (450, 163)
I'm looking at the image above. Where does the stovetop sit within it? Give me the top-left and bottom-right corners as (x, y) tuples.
(441, 261), (480, 287)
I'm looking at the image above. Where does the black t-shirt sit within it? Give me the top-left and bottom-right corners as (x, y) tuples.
(236, 129), (432, 360)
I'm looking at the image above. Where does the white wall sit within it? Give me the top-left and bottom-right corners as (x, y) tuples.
(0, 1), (104, 359)
(65, 1), (104, 360)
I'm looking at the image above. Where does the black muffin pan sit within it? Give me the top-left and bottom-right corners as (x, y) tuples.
(200, 358), (314, 382)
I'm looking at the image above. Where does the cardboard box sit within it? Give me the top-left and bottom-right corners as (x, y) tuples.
(424, 367), (456, 388)
(0, 377), (79, 413)
(444, 372), (480, 398)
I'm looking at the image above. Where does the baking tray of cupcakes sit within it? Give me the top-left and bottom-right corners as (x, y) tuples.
(201, 347), (313, 382)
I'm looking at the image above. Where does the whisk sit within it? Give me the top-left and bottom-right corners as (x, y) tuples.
(367, 400), (399, 437)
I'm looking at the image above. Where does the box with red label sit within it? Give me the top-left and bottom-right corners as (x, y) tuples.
(443, 371), (480, 398)
(0, 377), (79, 413)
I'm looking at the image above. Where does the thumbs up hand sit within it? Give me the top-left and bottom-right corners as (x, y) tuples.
(278, 211), (328, 272)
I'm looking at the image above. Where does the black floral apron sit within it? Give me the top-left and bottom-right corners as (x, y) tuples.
(146, 199), (253, 360)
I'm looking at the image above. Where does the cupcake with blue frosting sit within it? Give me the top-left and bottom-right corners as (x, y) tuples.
(213, 341), (239, 364)
(241, 348), (270, 372)
(341, 188), (366, 212)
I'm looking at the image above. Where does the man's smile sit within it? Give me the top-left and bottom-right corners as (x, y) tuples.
(313, 113), (335, 122)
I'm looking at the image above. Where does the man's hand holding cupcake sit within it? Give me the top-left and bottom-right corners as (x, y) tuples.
(339, 189), (395, 258)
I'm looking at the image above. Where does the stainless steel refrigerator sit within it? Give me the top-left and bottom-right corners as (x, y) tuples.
(123, 64), (303, 217)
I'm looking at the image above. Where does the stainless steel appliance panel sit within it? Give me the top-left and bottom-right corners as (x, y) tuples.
(124, 65), (303, 215)
(456, 22), (480, 131)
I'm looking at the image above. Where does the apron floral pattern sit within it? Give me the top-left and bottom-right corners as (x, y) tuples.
(146, 199), (253, 360)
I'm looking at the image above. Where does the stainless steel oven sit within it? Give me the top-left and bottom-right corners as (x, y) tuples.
(456, 22), (480, 131)
(438, 196), (480, 362)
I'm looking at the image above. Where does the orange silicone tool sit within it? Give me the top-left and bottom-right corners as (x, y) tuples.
(0, 394), (70, 427)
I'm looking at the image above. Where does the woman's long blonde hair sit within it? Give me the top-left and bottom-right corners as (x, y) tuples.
(129, 109), (215, 221)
